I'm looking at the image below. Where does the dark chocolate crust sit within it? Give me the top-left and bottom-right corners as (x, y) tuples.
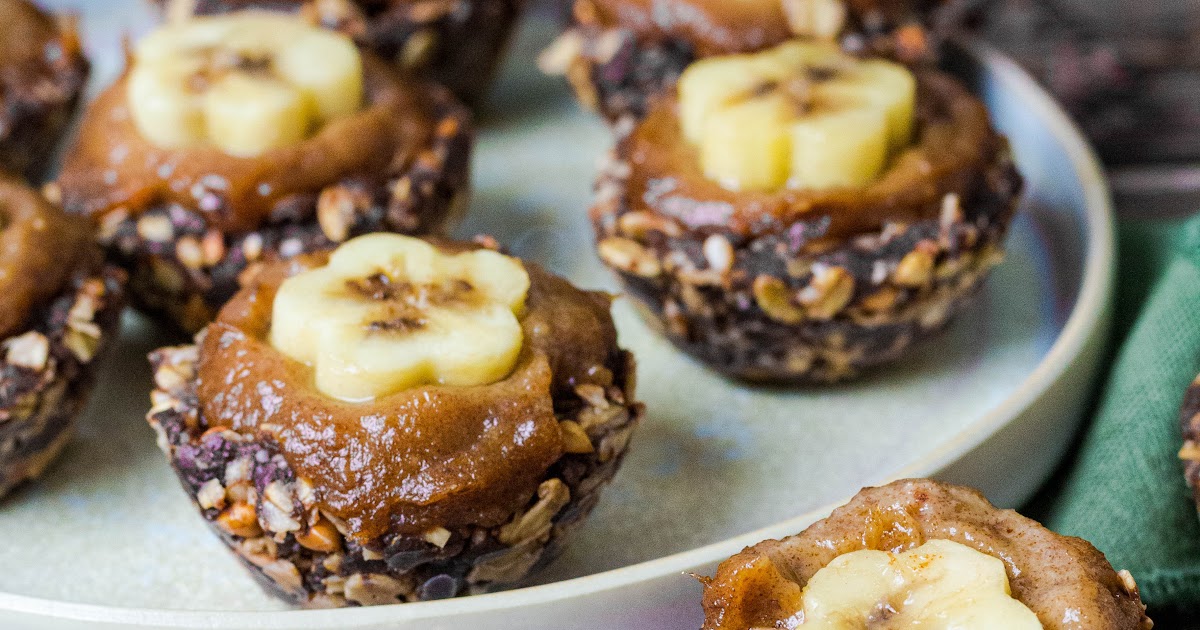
(147, 338), (641, 607)
(543, 0), (949, 122)
(0, 2), (89, 182)
(591, 132), (1023, 384)
(63, 83), (472, 335)
(158, 0), (524, 106)
(0, 261), (125, 499)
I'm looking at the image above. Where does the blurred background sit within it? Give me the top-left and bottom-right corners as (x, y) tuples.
(970, 0), (1200, 219)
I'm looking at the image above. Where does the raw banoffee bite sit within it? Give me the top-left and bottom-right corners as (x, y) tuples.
(0, 175), (124, 499)
(542, 0), (950, 122)
(591, 40), (1022, 383)
(0, 0), (89, 181)
(152, 0), (527, 106)
(701, 480), (1152, 630)
(56, 11), (472, 334)
(147, 234), (642, 607)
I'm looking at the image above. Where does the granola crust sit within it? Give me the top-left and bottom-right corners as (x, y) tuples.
(147, 343), (641, 607)
(0, 264), (125, 498)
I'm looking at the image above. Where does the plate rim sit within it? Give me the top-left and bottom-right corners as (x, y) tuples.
(0, 40), (1116, 627)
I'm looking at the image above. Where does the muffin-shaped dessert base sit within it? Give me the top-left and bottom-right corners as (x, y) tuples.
(158, 0), (524, 106)
(702, 480), (1151, 630)
(59, 38), (474, 335)
(592, 69), (1022, 383)
(0, 0), (89, 181)
(147, 241), (642, 606)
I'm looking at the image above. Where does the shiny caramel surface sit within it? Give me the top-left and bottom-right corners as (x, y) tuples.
(57, 55), (435, 234)
(701, 480), (1149, 630)
(622, 70), (1000, 239)
(0, 175), (91, 339)
(196, 246), (619, 541)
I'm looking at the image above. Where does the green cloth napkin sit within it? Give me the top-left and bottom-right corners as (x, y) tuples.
(1030, 215), (1200, 608)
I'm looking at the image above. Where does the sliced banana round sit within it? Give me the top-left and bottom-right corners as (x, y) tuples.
(797, 539), (1042, 628)
(677, 40), (917, 192)
(270, 234), (530, 402)
(126, 12), (364, 157)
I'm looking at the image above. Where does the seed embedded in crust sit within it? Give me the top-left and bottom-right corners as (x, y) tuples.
(597, 237), (661, 278)
(196, 478), (227, 510)
(798, 265), (855, 321)
(4, 331), (50, 371)
(703, 234), (735, 274)
(559, 420), (595, 454)
(498, 478), (571, 546)
(752, 275), (805, 324)
(423, 526), (452, 549)
(893, 247), (936, 287)
(137, 215), (175, 243)
(344, 573), (412, 606)
(217, 502), (264, 538)
(296, 515), (343, 553)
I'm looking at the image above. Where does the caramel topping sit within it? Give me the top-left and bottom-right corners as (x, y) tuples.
(701, 480), (1151, 630)
(196, 247), (619, 541)
(620, 69), (1000, 239)
(0, 175), (91, 339)
(57, 54), (435, 234)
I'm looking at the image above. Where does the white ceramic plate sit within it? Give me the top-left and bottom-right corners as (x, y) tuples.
(1, 2), (1114, 628)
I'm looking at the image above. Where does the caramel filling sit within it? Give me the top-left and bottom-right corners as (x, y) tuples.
(57, 54), (435, 234)
(625, 69), (1000, 239)
(0, 175), (91, 340)
(196, 248), (619, 541)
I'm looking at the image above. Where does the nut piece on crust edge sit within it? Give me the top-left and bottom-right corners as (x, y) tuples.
(701, 479), (1152, 630)
(590, 40), (1023, 384)
(147, 234), (643, 607)
(0, 176), (125, 499)
(0, 0), (90, 182)
(56, 12), (473, 335)
(154, 0), (526, 107)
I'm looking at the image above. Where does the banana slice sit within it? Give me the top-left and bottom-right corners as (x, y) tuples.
(677, 40), (917, 192)
(797, 539), (1042, 628)
(126, 12), (364, 156)
(270, 234), (530, 402)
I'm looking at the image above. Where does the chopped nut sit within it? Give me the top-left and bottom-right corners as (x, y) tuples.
(217, 502), (264, 538)
(399, 29), (436, 68)
(344, 573), (412, 606)
(859, 286), (900, 313)
(196, 478), (226, 511)
(261, 559), (304, 595)
(317, 187), (357, 243)
(176, 235), (203, 270)
(752, 275), (804, 324)
(1181, 441), (1200, 462)
(798, 265), (854, 320)
(224, 456), (253, 486)
(782, 0), (847, 39)
(574, 384), (608, 409)
(940, 193), (963, 228)
(498, 478), (570, 546)
(4, 331), (49, 371)
(703, 234), (735, 274)
(618, 211), (682, 239)
(296, 515), (343, 553)
(242, 233), (264, 262)
(260, 481), (301, 535)
(423, 526), (452, 549)
(41, 182), (62, 205)
(597, 237), (661, 278)
(893, 248), (936, 287)
(1117, 570), (1140, 598)
(201, 230), (225, 266)
(559, 420), (594, 454)
(137, 215), (174, 243)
